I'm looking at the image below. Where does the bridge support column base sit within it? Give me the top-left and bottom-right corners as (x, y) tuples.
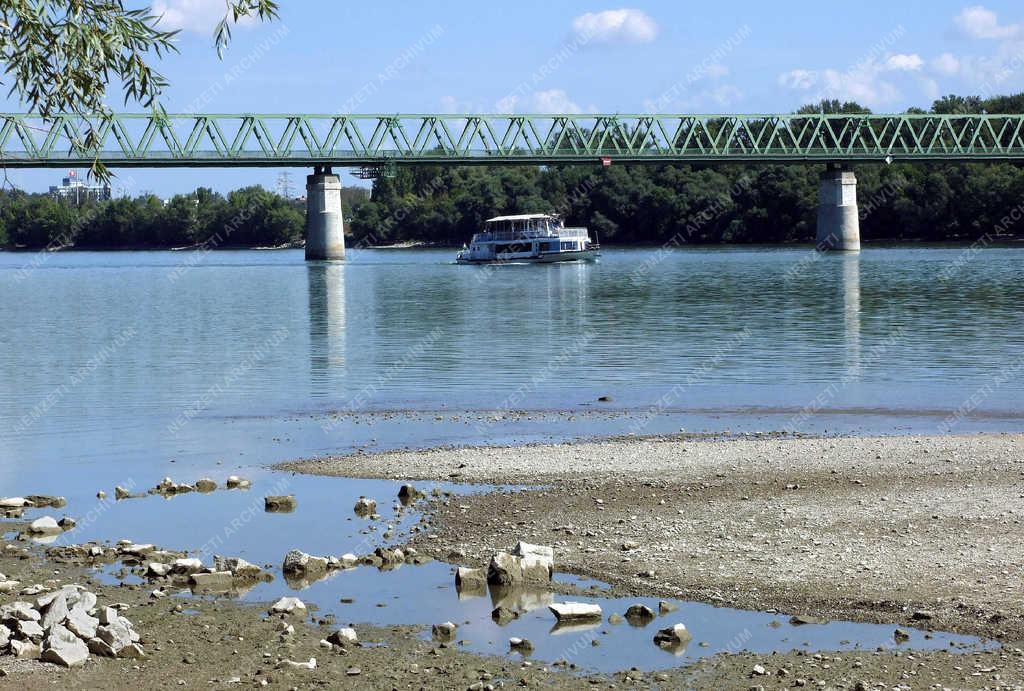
(816, 166), (860, 252)
(305, 166), (345, 261)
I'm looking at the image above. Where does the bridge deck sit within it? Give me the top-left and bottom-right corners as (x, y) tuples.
(2, 113), (1023, 167)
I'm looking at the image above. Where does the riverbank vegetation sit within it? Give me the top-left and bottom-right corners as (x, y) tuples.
(2, 95), (1024, 249)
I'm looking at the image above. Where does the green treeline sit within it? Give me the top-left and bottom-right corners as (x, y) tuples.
(349, 94), (1024, 246)
(0, 186), (317, 249)
(3, 95), (1024, 250)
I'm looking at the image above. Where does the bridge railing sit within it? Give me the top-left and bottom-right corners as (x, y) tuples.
(1, 113), (1024, 166)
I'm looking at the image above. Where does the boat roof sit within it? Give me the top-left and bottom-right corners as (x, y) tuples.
(485, 214), (557, 222)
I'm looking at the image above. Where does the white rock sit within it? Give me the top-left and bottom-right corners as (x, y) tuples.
(118, 642), (146, 659)
(269, 597), (306, 614)
(276, 657), (316, 671)
(339, 553), (358, 567)
(87, 637), (116, 657)
(0, 580), (21, 594)
(18, 619), (45, 640)
(195, 478), (218, 492)
(0, 497), (29, 508)
(40, 592), (69, 628)
(487, 552), (522, 586)
(509, 542), (554, 582)
(65, 608), (99, 640)
(653, 623), (693, 648)
(171, 558), (203, 574)
(189, 571), (234, 589)
(512, 541), (554, 562)
(455, 566), (487, 589)
(509, 637), (534, 652)
(41, 623), (89, 667)
(549, 602), (603, 622)
(213, 556), (263, 578)
(97, 620), (134, 653)
(282, 550), (328, 575)
(10, 638), (41, 658)
(264, 495), (297, 511)
(147, 562), (172, 577)
(97, 606), (120, 625)
(488, 550), (551, 586)
(353, 497), (377, 515)
(431, 621), (457, 641)
(326, 627), (358, 646)
(74, 590), (97, 614)
(1, 601), (41, 621)
(117, 543), (154, 556)
(28, 516), (61, 534)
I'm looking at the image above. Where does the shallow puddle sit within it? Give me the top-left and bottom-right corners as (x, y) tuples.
(2, 471), (995, 673)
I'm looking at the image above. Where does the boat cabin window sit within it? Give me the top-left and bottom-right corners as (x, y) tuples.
(496, 243), (532, 254)
(560, 241), (578, 251)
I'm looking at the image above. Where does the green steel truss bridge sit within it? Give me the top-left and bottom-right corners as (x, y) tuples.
(2, 112), (1024, 169)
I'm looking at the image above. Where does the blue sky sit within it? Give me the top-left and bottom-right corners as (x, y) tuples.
(5, 0), (1024, 195)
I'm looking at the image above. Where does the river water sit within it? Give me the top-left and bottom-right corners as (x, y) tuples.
(0, 246), (1018, 670)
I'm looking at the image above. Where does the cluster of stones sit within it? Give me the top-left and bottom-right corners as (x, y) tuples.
(267, 596), (359, 672)
(0, 496), (72, 533)
(145, 553), (272, 596)
(105, 476), (251, 502)
(455, 541), (556, 592)
(0, 583), (143, 667)
(0, 495), (66, 519)
(150, 477), (219, 496)
(453, 539), (694, 654)
(280, 544), (432, 588)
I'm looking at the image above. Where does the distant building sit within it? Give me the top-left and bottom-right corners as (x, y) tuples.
(49, 171), (111, 204)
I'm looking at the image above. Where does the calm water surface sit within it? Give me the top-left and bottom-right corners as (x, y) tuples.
(0, 246), (1017, 670)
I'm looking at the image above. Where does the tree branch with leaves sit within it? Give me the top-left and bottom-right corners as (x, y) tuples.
(0, 0), (279, 181)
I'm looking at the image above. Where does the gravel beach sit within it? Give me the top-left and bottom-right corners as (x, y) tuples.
(284, 433), (1024, 646)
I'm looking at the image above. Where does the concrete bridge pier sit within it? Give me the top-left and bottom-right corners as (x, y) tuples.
(816, 165), (860, 252)
(305, 165), (345, 260)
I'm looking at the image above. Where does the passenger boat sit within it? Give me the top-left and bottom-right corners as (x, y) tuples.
(455, 214), (599, 264)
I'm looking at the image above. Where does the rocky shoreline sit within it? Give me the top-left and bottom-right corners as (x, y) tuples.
(279, 433), (1024, 686)
(1, 433), (1022, 688)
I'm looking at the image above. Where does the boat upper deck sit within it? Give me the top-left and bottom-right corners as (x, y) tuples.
(474, 214), (587, 242)
(473, 227), (588, 242)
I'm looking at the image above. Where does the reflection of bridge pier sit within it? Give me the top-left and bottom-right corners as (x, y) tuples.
(841, 254), (862, 375)
(817, 164), (861, 252)
(307, 263), (347, 394)
(305, 165), (345, 260)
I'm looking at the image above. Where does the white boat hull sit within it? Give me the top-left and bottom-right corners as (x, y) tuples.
(456, 249), (599, 265)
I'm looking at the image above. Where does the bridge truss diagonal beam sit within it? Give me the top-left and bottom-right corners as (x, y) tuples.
(1, 113), (1024, 167)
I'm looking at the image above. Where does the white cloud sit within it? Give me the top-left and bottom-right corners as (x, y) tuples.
(462, 90), (591, 114)
(778, 61), (903, 106)
(885, 53), (924, 71)
(571, 9), (658, 45)
(707, 85), (743, 107)
(530, 89), (584, 113)
(153, 0), (255, 33)
(931, 52), (962, 76)
(778, 69), (817, 90)
(954, 6), (1020, 40)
